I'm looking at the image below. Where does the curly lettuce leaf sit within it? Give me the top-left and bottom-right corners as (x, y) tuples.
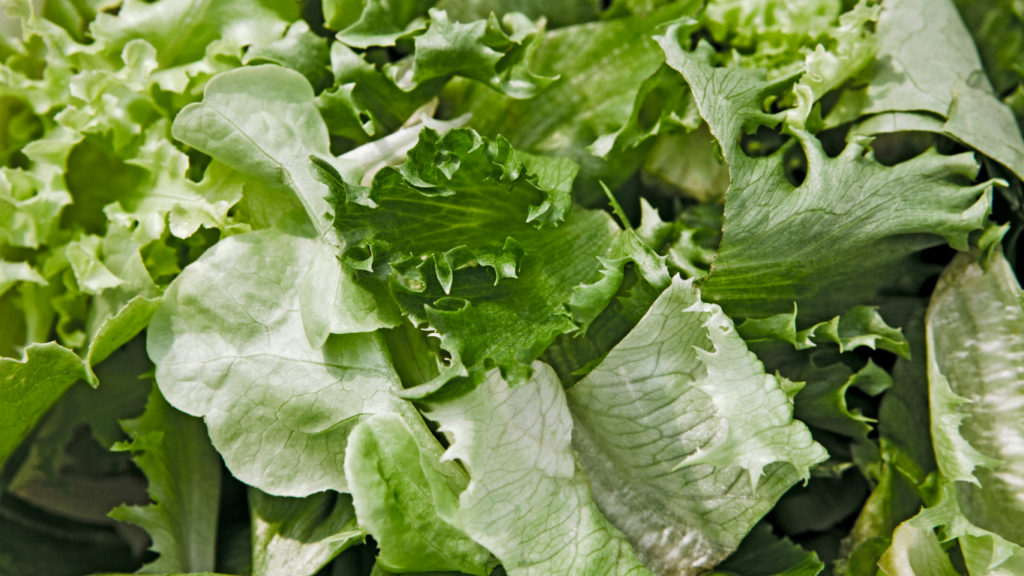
(324, 0), (434, 47)
(738, 305), (910, 358)
(108, 387), (221, 574)
(442, 3), (695, 201)
(424, 362), (655, 576)
(658, 28), (993, 319)
(926, 247), (1024, 544)
(249, 489), (364, 576)
(567, 276), (826, 574)
(321, 126), (573, 285)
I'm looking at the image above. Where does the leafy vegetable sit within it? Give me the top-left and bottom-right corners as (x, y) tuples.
(4, 0), (1024, 574)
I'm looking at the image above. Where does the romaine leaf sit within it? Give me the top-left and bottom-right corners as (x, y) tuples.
(344, 413), (491, 574)
(424, 362), (655, 576)
(146, 224), (439, 496)
(566, 276), (826, 574)
(658, 28), (993, 319)
(108, 386), (221, 574)
(876, 522), (961, 576)
(249, 489), (364, 576)
(926, 247), (1024, 544)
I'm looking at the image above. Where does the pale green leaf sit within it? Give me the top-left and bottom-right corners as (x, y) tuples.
(249, 489), (364, 576)
(172, 64), (356, 234)
(344, 413), (490, 575)
(425, 362), (655, 576)
(567, 276), (826, 574)
(146, 224), (437, 496)
(926, 247), (1024, 543)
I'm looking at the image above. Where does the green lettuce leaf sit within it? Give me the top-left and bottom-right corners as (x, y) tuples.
(407, 9), (556, 100)
(0, 342), (87, 469)
(172, 64), (351, 233)
(322, 126), (573, 283)
(344, 413), (491, 574)
(834, 0), (1024, 182)
(926, 247), (1024, 544)
(108, 386), (221, 574)
(435, 0), (599, 28)
(424, 361), (655, 576)
(737, 305), (910, 358)
(249, 489), (364, 576)
(325, 0), (435, 48)
(658, 27), (993, 319)
(711, 521), (824, 576)
(442, 3), (695, 201)
(566, 276), (826, 573)
(146, 223), (439, 496)
(90, 0), (298, 70)
(242, 20), (332, 90)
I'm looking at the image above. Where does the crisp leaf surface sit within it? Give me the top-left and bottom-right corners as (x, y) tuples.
(659, 30), (993, 319)
(567, 276), (826, 575)
(425, 362), (655, 576)
(147, 224), (432, 496)
(926, 247), (1024, 544)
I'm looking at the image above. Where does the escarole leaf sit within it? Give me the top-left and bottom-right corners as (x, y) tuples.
(146, 222), (445, 496)
(926, 247), (1024, 544)
(248, 489), (364, 576)
(658, 27), (994, 319)
(108, 387), (221, 574)
(344, 413), (491, 575)
(566, 276), (827, 575)
(172, 65), (352, 233)
(424, 362), (654, 576)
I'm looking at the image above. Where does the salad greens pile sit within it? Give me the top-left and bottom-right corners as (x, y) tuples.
(2, 0), (1024, 575)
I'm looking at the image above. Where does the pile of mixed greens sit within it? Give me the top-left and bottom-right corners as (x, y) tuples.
(2, 0), (1024, 574)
